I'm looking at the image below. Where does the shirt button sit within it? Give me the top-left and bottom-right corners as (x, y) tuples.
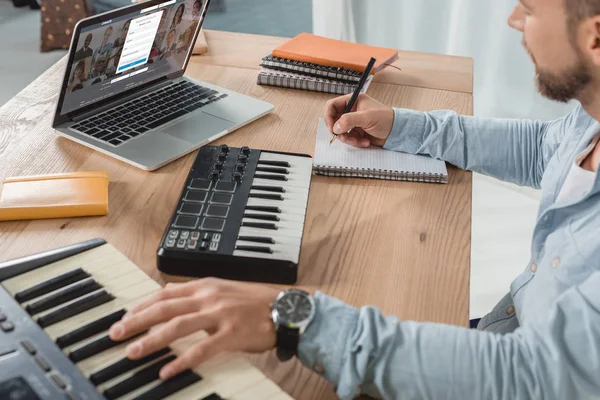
(313, 363), (325, 375)
(552, 257), (561, 268)
(530, 263), (538, 273)
(506, 306), (515, 315)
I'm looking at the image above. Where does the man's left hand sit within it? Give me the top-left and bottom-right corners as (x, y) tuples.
(109, 278), (280, 380)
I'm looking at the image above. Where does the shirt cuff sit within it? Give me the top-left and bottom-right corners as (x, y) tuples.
(383, 108), (427, 153)
(297, 292), (359, 388)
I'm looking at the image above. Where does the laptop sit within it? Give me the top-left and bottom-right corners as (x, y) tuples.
(52, 0), (274, 171)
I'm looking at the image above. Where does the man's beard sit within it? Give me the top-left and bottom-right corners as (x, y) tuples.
(524, 40), (592, 103)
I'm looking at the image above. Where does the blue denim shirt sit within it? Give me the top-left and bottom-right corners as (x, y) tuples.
(298, 104), (600, 399)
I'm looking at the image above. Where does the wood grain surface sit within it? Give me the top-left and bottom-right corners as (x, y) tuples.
(0, 31), (473, 400)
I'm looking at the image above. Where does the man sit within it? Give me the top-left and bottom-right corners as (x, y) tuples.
(74, 33), (93, 62)
(109, 0), (600, 398)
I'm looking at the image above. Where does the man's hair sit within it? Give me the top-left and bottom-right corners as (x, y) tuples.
(566, 0), (600, 25)
(565, 0), (600, 42)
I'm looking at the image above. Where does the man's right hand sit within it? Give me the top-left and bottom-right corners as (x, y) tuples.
(324, 93), (395, 148)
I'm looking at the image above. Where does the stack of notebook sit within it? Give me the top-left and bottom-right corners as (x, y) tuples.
(257, 33), (399, 95)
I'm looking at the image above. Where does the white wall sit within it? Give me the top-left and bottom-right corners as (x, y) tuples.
(313, 0), (576, 120)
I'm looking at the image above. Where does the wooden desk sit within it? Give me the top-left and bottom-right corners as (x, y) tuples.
(0, 31), (473, 399)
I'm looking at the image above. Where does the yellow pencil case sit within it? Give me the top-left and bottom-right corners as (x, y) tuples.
(0, 172), (109, 221)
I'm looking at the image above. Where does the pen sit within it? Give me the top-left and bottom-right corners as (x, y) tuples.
(330, 57), (377, 145)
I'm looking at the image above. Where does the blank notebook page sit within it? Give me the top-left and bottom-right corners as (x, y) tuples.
(313, 118), (448, 183)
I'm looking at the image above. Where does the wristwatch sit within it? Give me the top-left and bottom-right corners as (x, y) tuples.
(271, 289), (315, 362)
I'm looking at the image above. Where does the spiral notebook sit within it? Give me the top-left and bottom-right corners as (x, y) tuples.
(257, 68), (373, 95)
(313, 119), (448, 183)
(260, 55), (362, 83)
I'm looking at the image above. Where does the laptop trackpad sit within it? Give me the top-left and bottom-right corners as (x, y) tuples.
(163, 111), (234, 144)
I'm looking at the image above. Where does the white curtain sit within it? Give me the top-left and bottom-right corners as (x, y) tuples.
(312, 0), (576, 120)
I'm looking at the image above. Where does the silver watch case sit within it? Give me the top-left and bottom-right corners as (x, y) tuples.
(271, 289), (316, 334)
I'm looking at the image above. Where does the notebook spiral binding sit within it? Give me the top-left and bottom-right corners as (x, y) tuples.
(261, 55), (362, 83)
(257, 70), (360, 95)
(313, 165), (448, 183)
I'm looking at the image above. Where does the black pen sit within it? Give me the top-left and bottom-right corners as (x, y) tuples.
(330, 57), (377, 145)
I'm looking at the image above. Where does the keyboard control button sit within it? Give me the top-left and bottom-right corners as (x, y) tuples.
(188, 179), (212, 191)
(214, 181), (237, 193)
(187, 240), (198, 250)
(179, 203), (203, 216)
(209, 193), (233, 205)
(1, 321), (15, 333)
(165, 239), (176, 248)
(183, 190), (207, 203)
(219, 144), (229, 153)
(191, 232), (200, 240)
(240, 146), (251, 155)
(168, 230), (179, 239)
(201, 218), (225, 232)
(209, 242), (219, 252)
(202, 233), (211, 241)
(199, 241), (208, 250)
(205, 205), (229, 218)
(21, 340), (37, 355)
(50, 373), (68, 390)
(176, 239), (187, 249)
(35, 356), (52, 372)
(173, 215), (199, 229)
(180, 231), (190, 240)
(212, 234), (222, 242)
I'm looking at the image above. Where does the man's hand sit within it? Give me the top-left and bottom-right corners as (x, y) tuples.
(324, 93), (395, 148)
(109, 278), (280, 380)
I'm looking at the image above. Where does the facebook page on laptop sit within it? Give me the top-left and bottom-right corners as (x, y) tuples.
(62, 0), (207, 115)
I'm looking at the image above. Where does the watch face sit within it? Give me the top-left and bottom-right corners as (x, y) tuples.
(275, 291), (313, 325)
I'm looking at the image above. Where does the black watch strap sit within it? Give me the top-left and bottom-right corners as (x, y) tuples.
(276, 325), (299, 362)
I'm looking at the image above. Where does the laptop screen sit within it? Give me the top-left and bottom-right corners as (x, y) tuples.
(59, 0), (207, 117)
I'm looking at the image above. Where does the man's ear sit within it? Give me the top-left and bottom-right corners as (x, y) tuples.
(583, 17), (600, 66)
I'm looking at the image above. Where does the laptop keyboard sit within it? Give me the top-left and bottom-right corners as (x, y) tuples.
(70, 81), (228, 147)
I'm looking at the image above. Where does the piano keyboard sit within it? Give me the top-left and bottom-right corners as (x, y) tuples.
(158, 145), (313, 284)
(0, 239), (293, 400)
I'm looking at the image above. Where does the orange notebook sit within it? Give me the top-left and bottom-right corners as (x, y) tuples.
(0, 172), (109, 222)
(272, 33), (399, 74)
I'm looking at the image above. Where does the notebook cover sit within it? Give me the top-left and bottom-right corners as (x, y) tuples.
(261, 55), (362, 83)
(0, 172), (109, 221)
(272, 33), (399, 74)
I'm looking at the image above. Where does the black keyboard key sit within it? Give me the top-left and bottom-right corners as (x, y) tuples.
(235, 245), (273, 254)
(146, 110), (188, 129)
(37, 290), (114, 328)
(56, 309), (126, 349)
(100, 132), (122, 142)
(249, 193), (284, 201)
(241, 222), (278, 230)
(255, 174), (288, 182)
(69, 331), (145, 364)
(245, 206), (281, 214)
(15, 268), (90, 303)
(237, 236), (275, 244)
(201, 394), (225, 400)
(130, 370), (202, 400)
(137, 127), (150, 133)
(243, 213), (280, 222)
(256, 167), (289, 174)
(117, 135), (131, 142)
(109, 139), (121, 146)
(257, 160), (291, 168)
(93, 130), (114, 139)
(103, 355), (177, 400)
(86, 128), (100, 135)
(251, 185), (285, 193)
(26, 279), (102, 315)
(90, 348), (171, 386)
